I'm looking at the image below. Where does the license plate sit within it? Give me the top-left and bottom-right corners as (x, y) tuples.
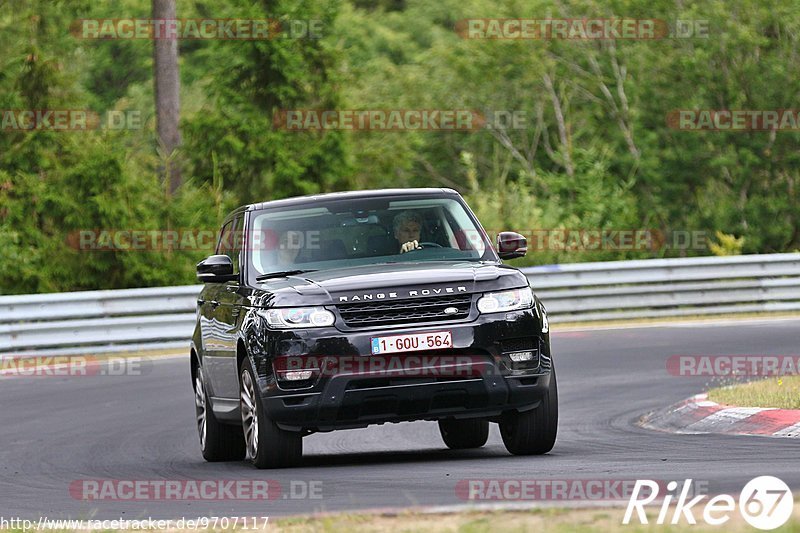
(371, 331), (452, 355)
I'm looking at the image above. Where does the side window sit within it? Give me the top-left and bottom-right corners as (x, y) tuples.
(216, 217), (242, 275)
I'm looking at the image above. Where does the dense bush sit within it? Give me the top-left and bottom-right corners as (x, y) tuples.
(1, 0), (798, 294)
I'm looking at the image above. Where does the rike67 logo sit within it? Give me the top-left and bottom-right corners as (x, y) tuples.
(623, 476), (793, 530)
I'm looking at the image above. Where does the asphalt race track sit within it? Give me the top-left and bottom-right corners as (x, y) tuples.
(2, 318), (799, 519)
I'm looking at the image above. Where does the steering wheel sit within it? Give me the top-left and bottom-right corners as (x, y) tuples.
(418, 241), (442, 249)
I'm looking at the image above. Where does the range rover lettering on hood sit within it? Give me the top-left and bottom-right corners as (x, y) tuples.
(338, 286), (468, 302)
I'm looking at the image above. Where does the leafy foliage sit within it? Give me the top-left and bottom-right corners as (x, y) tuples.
(1, 0), (798, 293)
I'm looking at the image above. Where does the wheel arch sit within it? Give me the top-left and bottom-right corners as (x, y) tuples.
(190, 345), (200, 390)
(237, 338), (248, 376)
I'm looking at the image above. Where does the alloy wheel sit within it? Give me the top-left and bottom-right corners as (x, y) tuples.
(240, 369), (259, 460)
(194, 370), (207, 449)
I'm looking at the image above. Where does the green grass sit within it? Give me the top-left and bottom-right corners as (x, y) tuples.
(270, 506), (800, 532)
(708, 376), (800, 409)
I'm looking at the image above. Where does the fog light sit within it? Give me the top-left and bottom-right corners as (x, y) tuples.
(282, 370), (313, 381)
(508, 351), (534, 362)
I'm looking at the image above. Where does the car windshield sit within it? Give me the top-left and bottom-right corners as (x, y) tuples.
(248, 195), (495, 278)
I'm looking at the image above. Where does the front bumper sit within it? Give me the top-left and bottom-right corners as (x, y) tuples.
(251, 308), (552, 432)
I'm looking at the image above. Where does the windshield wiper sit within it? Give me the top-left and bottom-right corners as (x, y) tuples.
(256, 269), (317, 281)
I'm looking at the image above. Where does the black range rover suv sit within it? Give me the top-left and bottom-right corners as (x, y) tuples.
(191, 188), (556, 468)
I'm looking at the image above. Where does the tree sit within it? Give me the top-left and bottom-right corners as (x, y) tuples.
(152, 0), (182, 194)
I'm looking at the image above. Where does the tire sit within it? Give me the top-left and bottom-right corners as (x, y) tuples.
(438, 419), (489, 449)
(500, 369), (558, 455)
(240, 357), (302, 469)
(195, 366), (245, 462)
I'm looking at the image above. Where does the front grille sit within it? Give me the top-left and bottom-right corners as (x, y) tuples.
(337, 294), (472, 328)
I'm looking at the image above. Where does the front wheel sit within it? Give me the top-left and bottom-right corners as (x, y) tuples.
(195, 367), (245, 462)
(240, 358), (302, 469)
(438, 419), (489, 449)
(500, 369), (558, 455)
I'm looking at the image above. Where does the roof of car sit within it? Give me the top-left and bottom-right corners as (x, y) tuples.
(242, 188), (460, 212)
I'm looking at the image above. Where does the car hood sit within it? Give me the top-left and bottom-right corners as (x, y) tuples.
(244, 262), (529, 308)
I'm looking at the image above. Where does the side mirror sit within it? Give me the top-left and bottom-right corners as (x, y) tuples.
(497, 231), (527, 260)
(197, 254), (236, 283)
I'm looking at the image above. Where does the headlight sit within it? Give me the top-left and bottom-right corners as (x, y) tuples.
(477, 287), (533, 314)
(258, 307), (335, 329)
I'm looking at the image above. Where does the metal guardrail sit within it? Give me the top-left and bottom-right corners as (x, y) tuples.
(1, 253), (798, 355)
(524, 253), (800, 322)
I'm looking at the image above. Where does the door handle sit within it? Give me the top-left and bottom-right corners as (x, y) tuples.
(209, 301), (220, 309)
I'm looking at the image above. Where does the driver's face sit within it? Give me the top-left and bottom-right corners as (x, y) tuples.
(395, 222), (421, 245)
(277, 231), (301, 265)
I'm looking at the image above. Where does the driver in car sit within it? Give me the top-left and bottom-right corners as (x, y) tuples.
(393, 210), (424, 253)
(275, 229), (303, 266)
